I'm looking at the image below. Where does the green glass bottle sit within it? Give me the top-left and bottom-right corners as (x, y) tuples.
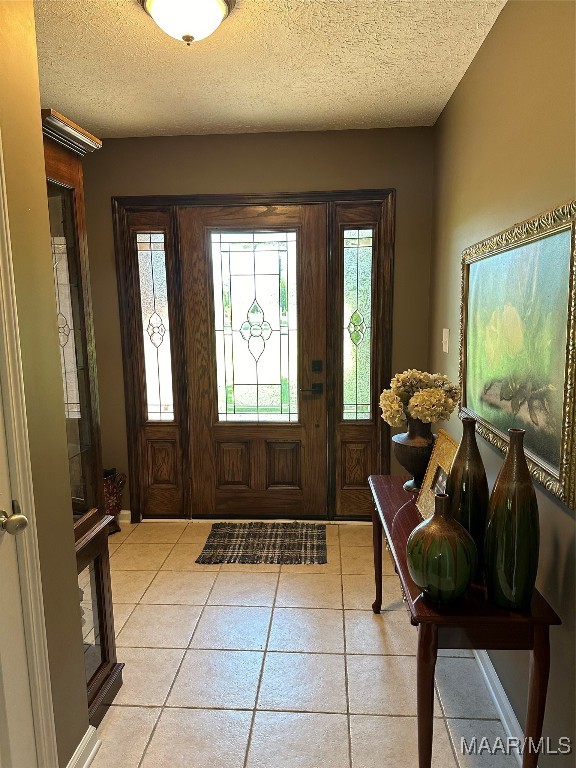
(406, 493), (477, 604)
(445, 417), (489, 582)
(484, 429), (539, 611)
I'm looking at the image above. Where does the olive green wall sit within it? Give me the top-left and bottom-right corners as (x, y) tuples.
(430, 1), (575, 762)
(0, 3), (89, 765)
(83, 128), (435, 504)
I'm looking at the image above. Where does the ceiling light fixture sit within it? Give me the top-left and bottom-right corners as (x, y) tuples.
(139, 0), (236, 45)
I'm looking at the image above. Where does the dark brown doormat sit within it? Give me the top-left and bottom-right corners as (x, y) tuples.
(195, 521), (327, 565)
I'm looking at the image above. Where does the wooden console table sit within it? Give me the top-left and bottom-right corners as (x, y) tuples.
(369, 475), (561, 768)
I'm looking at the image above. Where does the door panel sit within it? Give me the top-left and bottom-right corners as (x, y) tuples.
(180, 205), (327, 517)
(113, 191), (395, 521)
(330, 202), (393, 517)
(115, 209), (189, 519)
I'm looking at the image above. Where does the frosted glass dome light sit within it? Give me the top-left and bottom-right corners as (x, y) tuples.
(141, 0), (235, 45)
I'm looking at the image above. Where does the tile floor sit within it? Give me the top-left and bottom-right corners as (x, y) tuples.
(95, 521), (517, 768)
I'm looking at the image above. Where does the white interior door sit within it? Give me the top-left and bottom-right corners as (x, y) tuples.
(0, 131), (58, 768)
(0, 392), (36, 768)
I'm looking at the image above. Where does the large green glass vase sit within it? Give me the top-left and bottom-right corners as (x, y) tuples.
(484, 429), (539, 611)
(445, 417), (489, 582)
(406, 493), (477, 604)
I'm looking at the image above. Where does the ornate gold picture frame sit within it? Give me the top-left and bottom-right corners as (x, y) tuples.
(460, 201), (576, 510)
(416, 429), (458, 519)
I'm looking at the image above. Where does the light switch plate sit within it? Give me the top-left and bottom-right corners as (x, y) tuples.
(442, 328), (450, 354)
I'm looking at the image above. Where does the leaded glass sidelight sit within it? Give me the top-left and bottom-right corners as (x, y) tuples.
(343, 228), (374, 420)
(211, 231), (298, 422)
(136, 233), (175, 421)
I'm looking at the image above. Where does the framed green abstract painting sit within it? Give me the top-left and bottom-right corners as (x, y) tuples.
(460, 201), (576, 509)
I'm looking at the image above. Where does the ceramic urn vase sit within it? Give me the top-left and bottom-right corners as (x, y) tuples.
(406, 493), (478, 604)
(484, 428), (540, 612)
(392, 416), (436, 493)
(445, 417), (489, 581)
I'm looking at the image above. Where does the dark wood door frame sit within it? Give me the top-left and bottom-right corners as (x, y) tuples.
(113, 189), (395, 522)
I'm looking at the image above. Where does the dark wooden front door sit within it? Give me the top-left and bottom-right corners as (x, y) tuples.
(179, 205), (327, 516)
(113, 190), (395, 521)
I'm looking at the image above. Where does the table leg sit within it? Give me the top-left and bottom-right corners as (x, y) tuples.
(371, 506), (382, 613)
(417, 623), (438, 768)
(522, 625), (551, 768)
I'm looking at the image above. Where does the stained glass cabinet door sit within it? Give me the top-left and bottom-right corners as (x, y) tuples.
(43, 111), (123, 725)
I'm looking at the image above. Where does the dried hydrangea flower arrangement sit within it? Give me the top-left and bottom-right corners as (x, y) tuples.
(379, 369), (459, 427)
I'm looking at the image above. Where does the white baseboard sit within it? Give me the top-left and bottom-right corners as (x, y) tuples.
(474, 650), (524, 767)
(118, 509), (131, 524)
(65, 725), (101, 768)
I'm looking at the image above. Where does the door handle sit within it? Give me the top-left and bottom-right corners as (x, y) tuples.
(0, 501), (28, 536)
(300, 383), (323, 395)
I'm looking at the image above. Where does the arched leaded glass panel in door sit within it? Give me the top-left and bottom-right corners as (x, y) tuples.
(211, 231), (298, 422)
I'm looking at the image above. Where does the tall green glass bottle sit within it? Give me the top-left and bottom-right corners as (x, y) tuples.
(484, 429), (540, 611)
(446, 417), (489, 582)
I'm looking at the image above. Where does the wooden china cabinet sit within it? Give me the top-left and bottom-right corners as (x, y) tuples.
(42, 110), (123, 725)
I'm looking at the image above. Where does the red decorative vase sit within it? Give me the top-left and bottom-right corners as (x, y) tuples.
(392, 417), (436, 493)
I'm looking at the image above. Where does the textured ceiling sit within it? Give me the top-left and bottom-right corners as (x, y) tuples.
(34, 0), (506, 138)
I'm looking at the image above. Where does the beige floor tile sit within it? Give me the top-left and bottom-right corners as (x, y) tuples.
(140, 571), (216, 605)
(280, 546), (341, 574)
(178, 521), (213, 543)
(208, 572), (279, 606)
(325, 524), (340, 545)
(339, 524), (373, 547)
(435, 657), (499, 719)
(350, 715), (457, 768)
(220, 562), (281, 572)
(111, 570), (156, 603)
(110, 543), (173, 571)
(113, 603), (136, 635)
(342, 574), (403, 610)
(276, 574), (343, 609)
(247, 711), (350, 768)
(268, 608), (344, 653)
(161, 542), (221, 571)
(113, 647), (184, 706)
(345, 610), (418, 655)
(381, 548), (398, 575)
(92, 705), (160, 768)
(258, 652), (347, 713)
(341, 545), (398, 576)
(125, 522), (187, 544)
(347, 654), (441, 716)
(167, 649), (263, 708)
(108, 523), (139, 544)
(141, 708), (252, 768)
(341, 546), (376, 575)
(446, 719), (518, 767)
(108, 541), (121, 556)
(190, 605), (271, 650)
(116, 604), (202, 648)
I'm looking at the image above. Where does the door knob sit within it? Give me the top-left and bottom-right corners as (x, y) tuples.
(0, 503), (28, 536)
